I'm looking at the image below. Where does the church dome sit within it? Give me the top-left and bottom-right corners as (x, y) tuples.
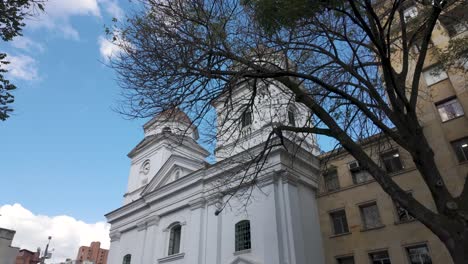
(142, 108), (199, 139)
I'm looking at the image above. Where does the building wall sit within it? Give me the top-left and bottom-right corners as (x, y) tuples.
(0, 228), (19, 264)
(76, 242), (108, 264)
(316, 4), (468, 263)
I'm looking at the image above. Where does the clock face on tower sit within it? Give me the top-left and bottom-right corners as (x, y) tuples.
(141, 160), (151, 175)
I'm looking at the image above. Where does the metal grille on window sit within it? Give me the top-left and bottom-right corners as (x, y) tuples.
(360, 203), (382, 229)
(122, 254), (131, 264)
(406, 245), (432, 264)
(370, 251), (391, 264)
(168, 224), (181, 255)
(235, 220), (251, 251)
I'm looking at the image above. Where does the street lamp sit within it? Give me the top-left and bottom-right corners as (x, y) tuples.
(40, 236), (52, 264)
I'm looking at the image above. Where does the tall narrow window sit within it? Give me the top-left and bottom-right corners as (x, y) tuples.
(241, 109), (252, 128)
(451, 137), (468, 162)
(235, 220), (251, 251)
(406, 245), (432, 264)
(369, 251), (391, 264)
(380, 150), (403, 173)
(330, 209), (349, 235)
(436, 97), (464, 122)
(360, 202), (382, 229)
(288, 107), (296, 126)
(168, 224), (181, 255)
(122, 254), (131, 264)
(324, 170), (340, 192)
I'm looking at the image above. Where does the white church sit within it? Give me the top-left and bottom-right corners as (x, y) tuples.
(105, 81), (325, 264)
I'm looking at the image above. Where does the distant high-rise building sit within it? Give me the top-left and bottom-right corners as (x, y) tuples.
(75, 242), (108, 264)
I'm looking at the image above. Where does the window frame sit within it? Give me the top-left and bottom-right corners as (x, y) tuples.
(329, 209), (350, 235)
(336, 255), (355, 264)
(122, 254), (131, 264)
(451, 137), (468, 163)
(435, 96), (465, 122)
(380, 150), (404, 174)
(287, 106), (296, 126)
(359, 202), (383, 230)
(323, 169), (340, 192)
(235, 220), (251, 252)
(369, 250), (391, 264)
(167, 223), (182, 256)
(241, 109), (252, 128)
(405, 244), (433, 264)
(422, 65), (449, 86)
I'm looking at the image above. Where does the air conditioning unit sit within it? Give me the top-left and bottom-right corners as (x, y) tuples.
(348, 161), (361, 171)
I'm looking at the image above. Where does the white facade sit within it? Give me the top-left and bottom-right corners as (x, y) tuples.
(106, 83), (324, 264)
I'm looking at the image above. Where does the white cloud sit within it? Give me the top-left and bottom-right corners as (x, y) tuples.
(98, 35), (125, 62)
(0, 204), (110, 263)
(11, 36), (45, 53)
(26, 0), (123, 40)
(5, 54), (39, 81)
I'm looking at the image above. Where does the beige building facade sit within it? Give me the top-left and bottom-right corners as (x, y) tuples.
(317, 2), (468, 264)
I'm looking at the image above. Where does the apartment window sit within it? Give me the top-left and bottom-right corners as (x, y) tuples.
(288, 107), (296, 126)
(395, 193), (414, 223)
(235, 220), (251, 251)
(336, 256), (355, 264)
(406, 245), (432, 264)
(122, 254), (131, 264)
(451, 137), (468, 162)
(370, 251), (391, 264)
(330, 209), (349, 235)
(168, 224), (181, 255)
(349, 161), (372, 184)
(381, 150), (403, 173)
(436, 97), (464, 122)
(360, 202), (382, 229)
(403, 6), (418, 22)
(324, 170), (340, 192)
(440, 15), (468, 36)
(422, 65), (448, 86)
(241, 109), (252, 128)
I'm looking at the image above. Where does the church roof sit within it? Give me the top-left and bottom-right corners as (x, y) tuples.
(143, 108), (193, 130)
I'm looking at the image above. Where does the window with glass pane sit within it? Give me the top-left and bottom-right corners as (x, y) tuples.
(352, 170), (373, 184)
(381, 150), (403, 173)
(406, 245), (432, 264)
(360, 203), (382, 229)
(451, 137), (468, 162)
(330, 210), (349, 235)
(422, 65), (448, 86)
(370, 251), (391, 264)
(168, 224), (181, 255)
(122, 254), (131, 264)
(235, 220), (251, 251)
(337, 256), (355, 264)
(324, 170), (340, 192)
(403, 6), (418, 22)
(436, 97), (464, 122)
(288, 108), (295, 126)
(241, 110), (252, 127)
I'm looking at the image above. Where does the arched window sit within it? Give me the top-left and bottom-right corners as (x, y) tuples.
(162, 126), (172, 133)
(122, 254), (131, 264)
(288, 107), (296, 126)
(235, 220), (251, 251)
(168, 224), (182, 255)
(241, 109), (252, 128)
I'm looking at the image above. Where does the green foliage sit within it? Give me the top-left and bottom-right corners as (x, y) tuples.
(0, 0), (44, 121)
(243, 0), (344, 33)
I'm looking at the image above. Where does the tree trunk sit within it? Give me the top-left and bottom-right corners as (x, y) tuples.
(445, 233), (468, 264)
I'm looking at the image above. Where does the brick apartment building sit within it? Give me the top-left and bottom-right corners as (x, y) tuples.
(76, 242), (108, 264)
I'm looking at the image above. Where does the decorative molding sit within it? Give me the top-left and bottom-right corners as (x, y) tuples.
(137, 220), (147, 231)
(109, 231), (121, 242)
(157, 253), (185, 263)
(188, 197), (206, 210)
(146, 215), (160, 227)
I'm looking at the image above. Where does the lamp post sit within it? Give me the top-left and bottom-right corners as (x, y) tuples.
(40, 236), (52, 264)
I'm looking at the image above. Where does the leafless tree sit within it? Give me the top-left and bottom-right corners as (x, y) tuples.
(108, 0), (468, 262)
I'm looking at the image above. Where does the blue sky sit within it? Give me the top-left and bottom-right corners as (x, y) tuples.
(0, 0), (142, 223)
(0, 1), (335, 260)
